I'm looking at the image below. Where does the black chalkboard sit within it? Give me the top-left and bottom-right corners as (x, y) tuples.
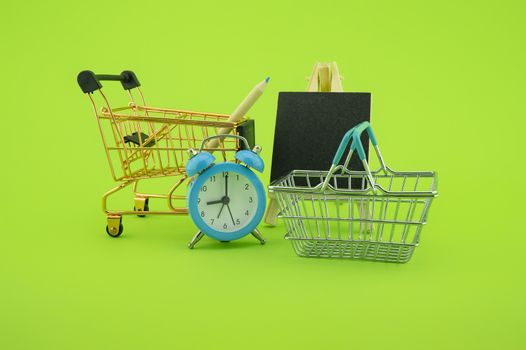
(270, 92), (371, 185)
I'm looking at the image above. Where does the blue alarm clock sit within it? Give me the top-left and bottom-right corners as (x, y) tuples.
(185, 135), (266, 249)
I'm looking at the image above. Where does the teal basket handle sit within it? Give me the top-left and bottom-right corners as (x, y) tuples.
(331, 121), (378, 165)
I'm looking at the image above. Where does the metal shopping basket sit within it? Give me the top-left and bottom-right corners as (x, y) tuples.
(77, 70), (255, 237)
(269, 122), (438, 263)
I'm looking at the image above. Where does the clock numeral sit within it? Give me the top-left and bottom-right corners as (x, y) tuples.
(210, 219), (214, 225)
(222, 171), (229, 177)
(197, 198), (201, 204)
(244, 184), (249, 190)
(201, 185), (207, 192)
(249, 196), (253, 203)
(200, 211), (205, 217)
(236, 219), (240, 225)
(223, 223), (228, 229)
(245, 210), (249, 216)
(210, 176), (216, 182)
(236, 174), (240, 180)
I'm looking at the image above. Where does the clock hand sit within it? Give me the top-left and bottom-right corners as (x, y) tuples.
(207, 199), (223, 205)
(217, 203), (225, 219)
(224, 173), (229, 197)
(226, 204), (236, 226)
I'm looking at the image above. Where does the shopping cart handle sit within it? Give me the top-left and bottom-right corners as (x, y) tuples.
(77, 70), (141, 93)
(332, 121), (378, 165)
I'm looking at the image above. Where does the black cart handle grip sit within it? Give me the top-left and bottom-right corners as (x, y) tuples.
(77, 70), (140, 94)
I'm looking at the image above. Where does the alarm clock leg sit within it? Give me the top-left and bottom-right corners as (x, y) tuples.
(251, 229), (266, 245)
(188, 231), (204, 249)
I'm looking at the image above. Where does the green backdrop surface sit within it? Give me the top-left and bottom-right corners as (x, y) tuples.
(1, 0), (525, 349)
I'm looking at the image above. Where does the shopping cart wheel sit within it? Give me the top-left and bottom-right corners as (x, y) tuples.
(106, 224), (123, 237)
(106, 216), (123, 237)
(134, 198), (149, 218)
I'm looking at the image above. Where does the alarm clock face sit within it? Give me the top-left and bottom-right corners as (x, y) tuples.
(188, 162), (266, 240)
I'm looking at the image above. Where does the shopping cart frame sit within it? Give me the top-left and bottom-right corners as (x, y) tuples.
(78, 70), (254, 237)
(269, 122), (438, 262)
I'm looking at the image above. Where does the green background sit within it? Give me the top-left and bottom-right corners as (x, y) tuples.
(2, 0), (525, 349)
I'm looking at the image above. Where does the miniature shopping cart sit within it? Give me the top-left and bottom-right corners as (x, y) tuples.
(77, 70), (255, 237)
(269, 122), (438, 263)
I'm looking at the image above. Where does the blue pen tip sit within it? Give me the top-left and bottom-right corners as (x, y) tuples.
(265, 77), (270, 83)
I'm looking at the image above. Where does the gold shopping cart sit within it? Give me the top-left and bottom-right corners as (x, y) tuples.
(77, 70), (255, 237)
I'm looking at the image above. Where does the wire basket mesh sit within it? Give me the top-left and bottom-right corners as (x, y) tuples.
(269, 122), (438, 263)
(91, 95), (245, 182)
